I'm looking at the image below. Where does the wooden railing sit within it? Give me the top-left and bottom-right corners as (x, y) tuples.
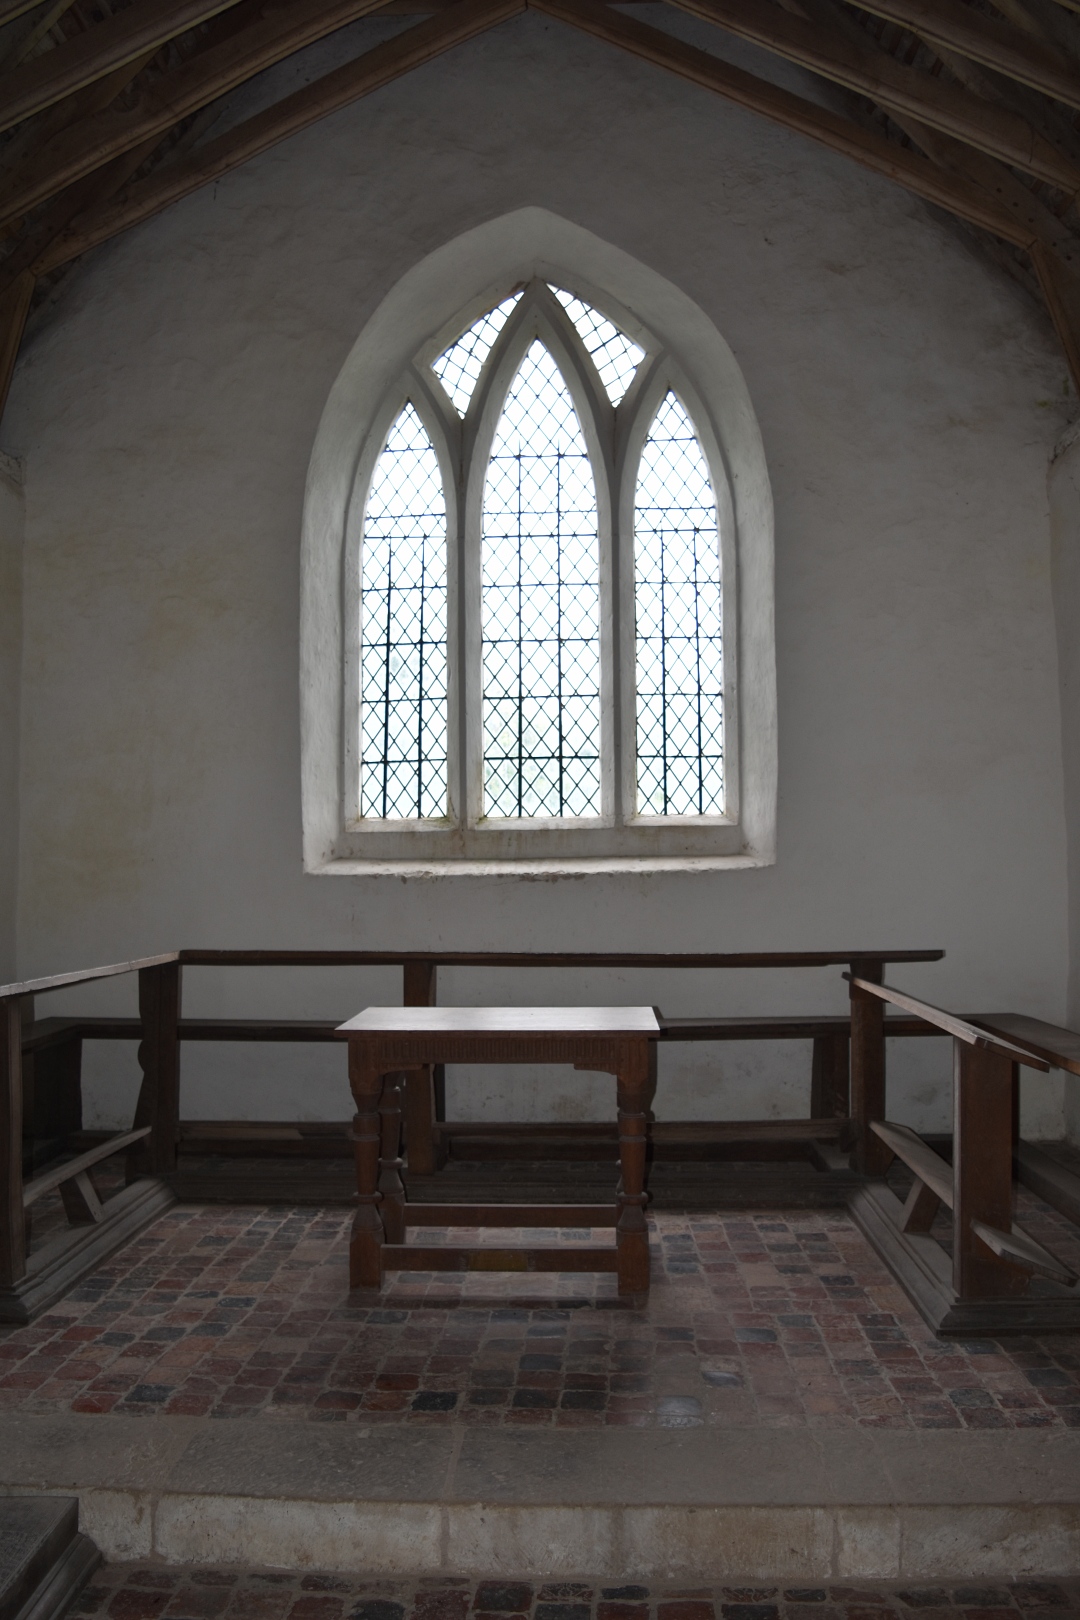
(0, 952), (181, 1292)
(3, 945), (945, 1319)
(845, 975), (1080, 1332)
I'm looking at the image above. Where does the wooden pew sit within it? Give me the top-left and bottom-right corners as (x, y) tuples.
(0, 954), (178, 1325)
(846, 976), (1080, 1335)
(969, 1014), (1080, 1228)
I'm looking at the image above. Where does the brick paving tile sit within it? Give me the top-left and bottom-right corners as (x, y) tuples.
(7, 1202), (1080, 1429)
(70, 1571), (1080, 1620)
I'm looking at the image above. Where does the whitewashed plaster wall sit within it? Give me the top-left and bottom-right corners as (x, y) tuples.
(2, 9), (1073, 1135)
(0, 453), (22, 983)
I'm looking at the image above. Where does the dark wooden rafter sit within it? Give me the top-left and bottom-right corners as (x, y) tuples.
(532, 0), (1080, 378)
(1, 0), (1080, 420)
(0, 0), (414, 228)
(531, 0), (1026, 243)
(0, 0), (250, 134)
(662, 0), (1080, 192)
(0, 0), (60, 28)
(0, 268), (32, 439)
(793, 0), (1080, 359)
(29, 0), (528, 275)
(847, 0), (1080, 109)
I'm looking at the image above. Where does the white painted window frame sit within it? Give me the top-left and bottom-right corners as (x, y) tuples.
(301, 209), (777, 876)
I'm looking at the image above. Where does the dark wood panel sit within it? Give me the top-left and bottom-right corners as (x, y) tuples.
(181, 949), (943, 967)
(0, 954), (178, 1001)
(403, 1203), (619, 1226)
(378, 1244), (619, 1272)
(972, 1014), (1080, 1078)
(23, 1126), (151, 1205)
(26, 1012), (943, 1046)
(846, 976), (1051, 1068)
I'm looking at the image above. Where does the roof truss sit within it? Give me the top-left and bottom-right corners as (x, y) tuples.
(2, 0), (1080, 422)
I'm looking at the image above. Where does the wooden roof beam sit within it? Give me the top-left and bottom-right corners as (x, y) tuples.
(0, 267), (32, 424)
(0, 0), (251, 135)
(661, 0), (1080, 194)
(0, 0), (404, 229)
(533, 0), (1080, 385)
(530, 0), (1031, 243)
(0, 0), (50, 32)
(842, 0), (1080, 111)
(31, 0), (526, 274)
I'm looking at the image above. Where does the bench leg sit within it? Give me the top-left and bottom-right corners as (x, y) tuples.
(349, 1052), (385, 1289)
(953, 1043), (1027, 1300)
(403, 963), (440, 1174)
(811, 1033), (850, 1118)
(0, 996), (26, 1286)
(615, 1040), (655, 1298)
(850, 961), (889, 1175)
(378, 1073), (406, 1244)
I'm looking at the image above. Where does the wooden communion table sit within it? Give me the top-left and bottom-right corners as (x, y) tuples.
(335, 1005), (660, 1296)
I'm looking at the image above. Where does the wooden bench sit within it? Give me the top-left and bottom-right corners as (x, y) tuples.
(0, 954), (180, 1324)
(846, 976), (1080, 1334)
(970, 1014), (1080, 1228)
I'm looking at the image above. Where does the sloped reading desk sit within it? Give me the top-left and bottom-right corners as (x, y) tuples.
(335, 1005), (660, 1296)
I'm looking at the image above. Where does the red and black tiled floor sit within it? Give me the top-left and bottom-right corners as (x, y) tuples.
(72, 1565), (1080, 1620)
(3, 1199), (1080, 1427)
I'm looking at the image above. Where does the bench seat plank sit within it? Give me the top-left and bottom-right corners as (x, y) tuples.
(970, 1014), (1080, 1078)
(23, 1126), (151, 1206)
(971, 1218), (1076, 1284)
(871, 1119), (953, 1207)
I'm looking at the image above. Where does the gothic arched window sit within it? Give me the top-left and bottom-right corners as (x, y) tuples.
(342, 278), (738, 865)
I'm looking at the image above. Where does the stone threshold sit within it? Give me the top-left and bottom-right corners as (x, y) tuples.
(1, 1414), (1079, 1580)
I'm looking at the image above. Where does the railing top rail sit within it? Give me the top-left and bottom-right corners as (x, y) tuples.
(0, 947), (945, 1000)
(0, 952), (180, 1001)
(178, 949), (945, 968)
(845, 974), (1050, 1071)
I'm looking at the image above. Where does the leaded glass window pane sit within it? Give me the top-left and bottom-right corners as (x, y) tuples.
(482, 340), (601, 819)
(549, 286), (644, 406)
(634, 391), (724, 816)
(431, 292), (523, 416)
(360, 403), (448, 819)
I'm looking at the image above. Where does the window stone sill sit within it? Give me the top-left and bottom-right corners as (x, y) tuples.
(309, 853), (771, 878)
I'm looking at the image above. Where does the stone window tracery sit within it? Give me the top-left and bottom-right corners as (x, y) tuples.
(347, 279), (733, 858)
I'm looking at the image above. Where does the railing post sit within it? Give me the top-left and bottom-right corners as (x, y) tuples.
(0, 994), (26, 1286)
(133, 960), (182, 1178)
(953, 1041), (1026, 1300)
(402, 960), (440, 1174)
(849, 958), (888, 1175)
(810, 1033), (850, 1118)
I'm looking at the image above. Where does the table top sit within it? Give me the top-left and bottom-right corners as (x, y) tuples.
(336, 1006), (661, 1037)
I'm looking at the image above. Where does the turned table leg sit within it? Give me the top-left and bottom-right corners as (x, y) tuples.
(349, 1046), (385, 1289)
(615, 1038), (656, 1297)
(378, 1072), (407, 1244)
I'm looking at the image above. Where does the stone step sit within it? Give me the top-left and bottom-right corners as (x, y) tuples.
(0, 1498), (99, 1620)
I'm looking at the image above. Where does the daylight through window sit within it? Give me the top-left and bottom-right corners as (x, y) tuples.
(352, 278), (733, 857)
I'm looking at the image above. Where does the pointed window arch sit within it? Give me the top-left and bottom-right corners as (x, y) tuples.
(634, 390), (724, 817)
(359, 402), (448, 820)
(312, 231), (777, 874)
(481, 339), (602, 819)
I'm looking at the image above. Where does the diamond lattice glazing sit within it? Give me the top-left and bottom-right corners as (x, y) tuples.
(482, 340), (601, 819)
(431, 293), (523, 416)
(360, 403), (448, 819)
(549, 286), (645, 406)
(634, 390), (724, 816)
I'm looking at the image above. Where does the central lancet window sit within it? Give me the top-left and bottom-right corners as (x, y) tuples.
(348, 277), (736, 861)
